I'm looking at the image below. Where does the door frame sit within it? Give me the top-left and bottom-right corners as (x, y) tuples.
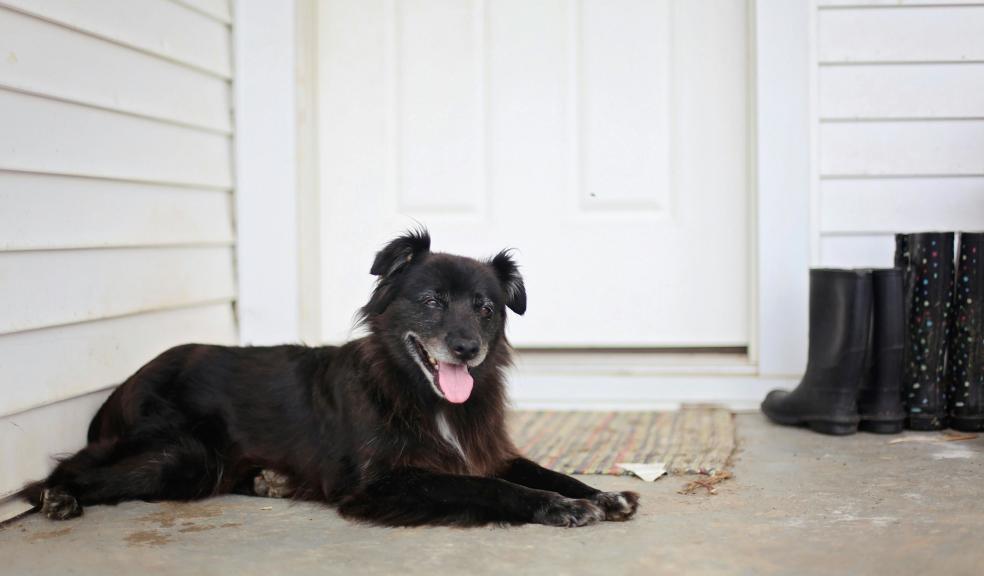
(752, 0), (815, 378)
(233, 0), (301, 345)
(234, 0), (816, 407)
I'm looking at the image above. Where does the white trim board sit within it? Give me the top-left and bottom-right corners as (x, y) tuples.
(446, 345), (783, 412)
(513, 350), (757, 375)
(752, 0), (814, 377)
(234, 0), (301, 345)
(508, 349), (784, 411)
(0, 498), (31, 525)
(508, 371), (793, 412)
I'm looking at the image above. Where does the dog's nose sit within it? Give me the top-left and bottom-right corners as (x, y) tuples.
(449, 338), (480, 362)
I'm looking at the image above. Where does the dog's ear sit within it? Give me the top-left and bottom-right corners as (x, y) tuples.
(360, 229), (431, 322)
(489, 250), (526, 315)
(370, 228), (431, 278)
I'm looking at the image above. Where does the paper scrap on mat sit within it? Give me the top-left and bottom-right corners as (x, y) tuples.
(617, 462), (667, 482)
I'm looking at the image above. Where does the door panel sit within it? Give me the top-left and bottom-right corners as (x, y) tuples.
(318, 0), (749, 347)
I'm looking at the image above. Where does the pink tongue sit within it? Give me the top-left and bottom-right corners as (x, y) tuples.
(437, 362), (474, 403)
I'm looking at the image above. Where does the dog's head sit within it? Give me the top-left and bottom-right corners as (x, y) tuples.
(360, 229), (526, 404)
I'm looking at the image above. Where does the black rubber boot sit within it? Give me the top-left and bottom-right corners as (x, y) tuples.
(761, 269), (872, 436)
(858, 269), (906, 434)
(947, 232), (984, 432)
(895, 232), (955, 430)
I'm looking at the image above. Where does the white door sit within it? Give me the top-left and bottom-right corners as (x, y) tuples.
(317, 0), (749, 348)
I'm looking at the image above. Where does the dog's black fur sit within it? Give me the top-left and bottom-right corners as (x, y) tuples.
(20, 230), (638, 527)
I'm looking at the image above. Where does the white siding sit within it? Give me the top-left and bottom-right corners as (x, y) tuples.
(820, 64), (984, 119)
(0, 304), (236, 421)
(0, 173), (233, 250)
(0, 7), (231, 132)
(0, 1), (237, 499)
(815, 2), (984, 267)
(1, 390), (114, 506)
(818, 5), (984, 62)
(0, 90), (232, 188)
(1, 0), (232, 77)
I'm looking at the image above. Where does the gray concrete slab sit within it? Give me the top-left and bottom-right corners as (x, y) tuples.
(1, 414), (982, 575)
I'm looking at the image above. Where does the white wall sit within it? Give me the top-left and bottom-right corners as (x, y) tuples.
(0, 0), (238, 499)
(814, 1), (984, 266)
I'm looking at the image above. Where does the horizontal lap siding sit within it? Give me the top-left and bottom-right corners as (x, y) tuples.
(0, 1), (236, 500)
(819, 1), (984, 5)
(818, 5), (984, 63)
(1, 303), (237, 420)
(820, 64), (984, 119)
(172, 0), (232, 24)
(0, 247), (236, 334)
(821, 121), (984, 176)
(822, 177), (984, 233)
(816, 3), (984, 267)
(0, 6), (231, 132)
(0, 173), (233, 250)
(0, 0), (231, 77)
(1, 389), (113, 497)
(0, 89), (232, 188)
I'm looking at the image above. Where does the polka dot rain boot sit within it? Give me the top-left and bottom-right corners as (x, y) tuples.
(857, 268), (906, 434)
(894, 232), (955, 431)
(947, 232), (984, 432)
(761, 269), (872, 436)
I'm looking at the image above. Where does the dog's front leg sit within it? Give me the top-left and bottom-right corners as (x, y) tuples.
(497, 457), (639, 521)
(337, 467), (604, 527)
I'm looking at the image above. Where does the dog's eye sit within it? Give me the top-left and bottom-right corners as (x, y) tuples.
(423, 297), (442, 309)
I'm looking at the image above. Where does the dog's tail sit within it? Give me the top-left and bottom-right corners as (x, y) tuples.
(11, 479), (44, 508)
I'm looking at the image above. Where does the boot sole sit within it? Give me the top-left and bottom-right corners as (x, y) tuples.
(807, 421), (859, 436)
(949, 415), (984, 432)
(762, 409), (859, 436)
(905, 414), (948, 431)
(858, 420), (904, 434)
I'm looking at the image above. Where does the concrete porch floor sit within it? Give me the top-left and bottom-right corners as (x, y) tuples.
(1, 414), (982, 575)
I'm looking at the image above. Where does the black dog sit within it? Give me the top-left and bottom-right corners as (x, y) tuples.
(21, 230), (639, 527)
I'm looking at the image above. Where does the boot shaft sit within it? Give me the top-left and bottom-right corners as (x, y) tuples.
(806, 269), (872, 375)
(871, 269), (905, 354)
(858, 269), (905, 427)
(949, 232), (984, 428)
(895, 232), (955, 428)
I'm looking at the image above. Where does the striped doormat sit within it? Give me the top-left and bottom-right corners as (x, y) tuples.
(509, 406), (736, 476)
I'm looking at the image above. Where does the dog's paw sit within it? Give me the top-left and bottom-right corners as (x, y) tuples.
(592, 490), (639, 521)
(41, 487), (82, 521)
(253, 469), (295, 499)
(533, 496), (605, 528)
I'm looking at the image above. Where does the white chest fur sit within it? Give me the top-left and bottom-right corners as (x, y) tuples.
(435, 412), (467, 463)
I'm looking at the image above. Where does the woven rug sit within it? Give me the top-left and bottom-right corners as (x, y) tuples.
(508, 405), (736, 476)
